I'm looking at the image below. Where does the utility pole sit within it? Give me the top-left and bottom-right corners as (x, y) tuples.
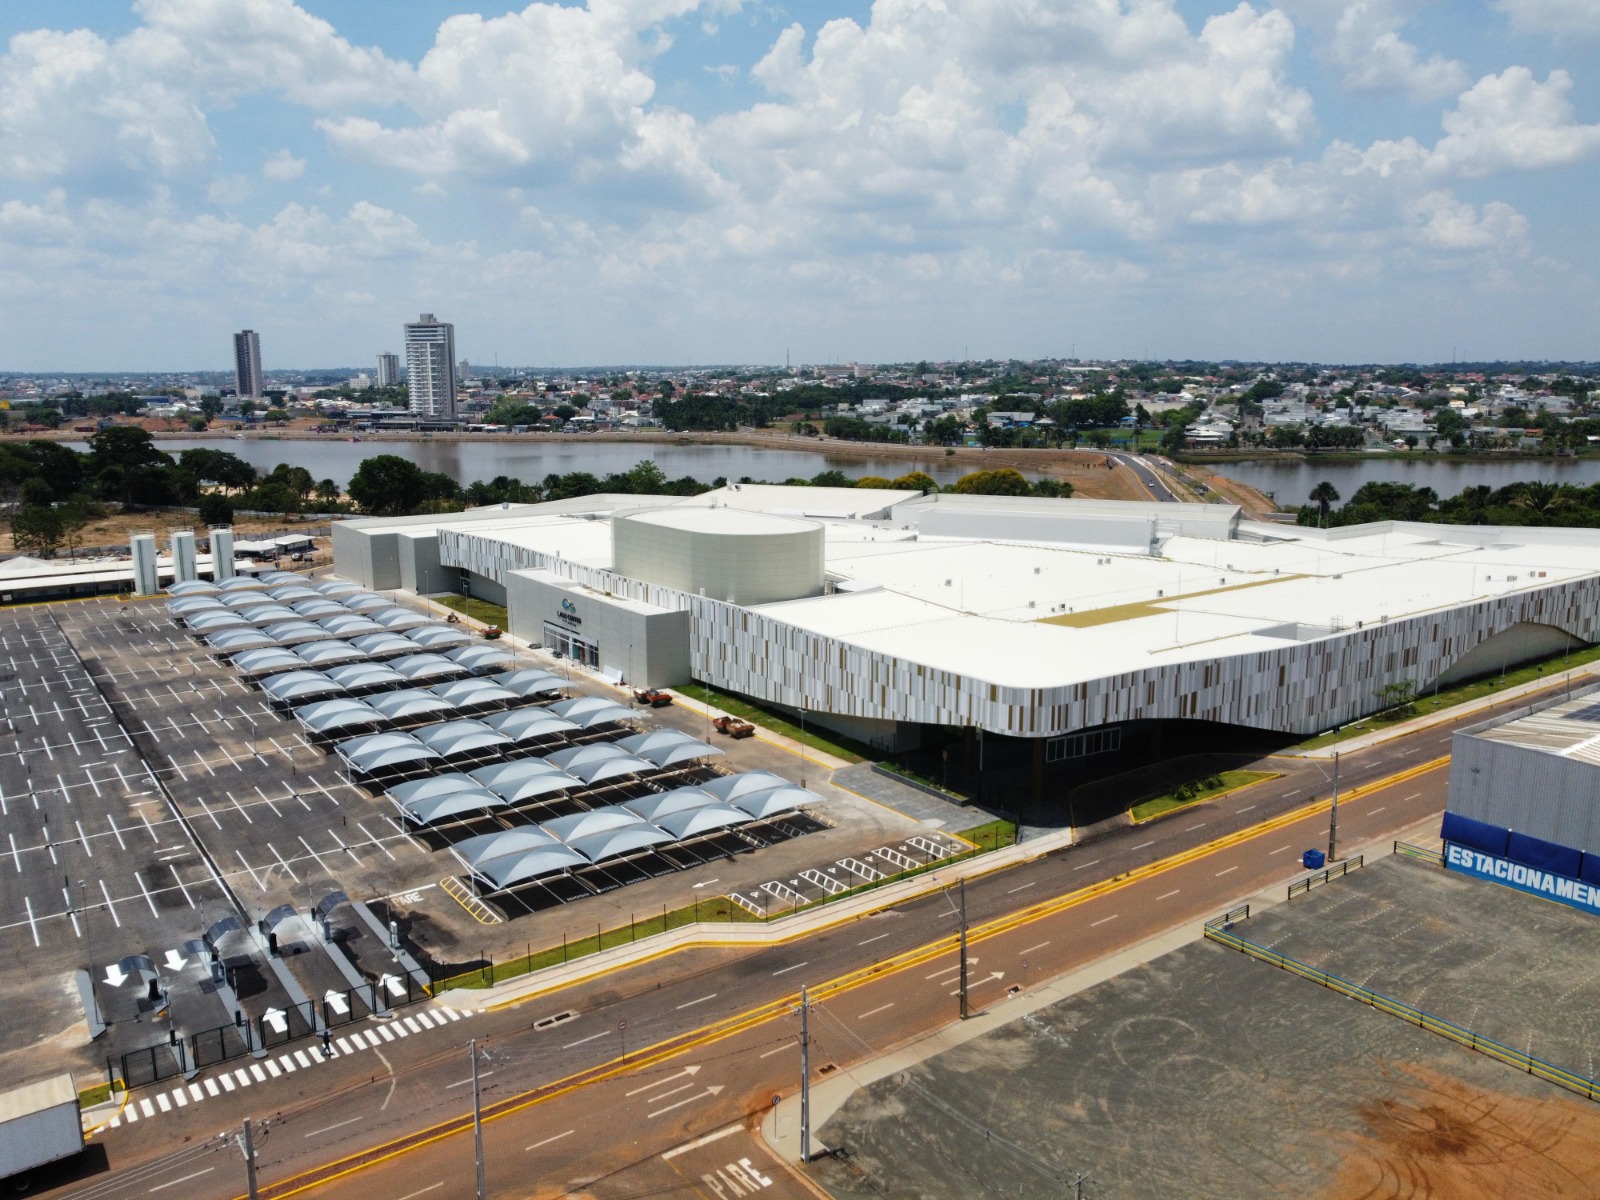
(1073, 1170), (1089, 1198)
(799, 986), (811, 1165)
(240, 1118), (258, 1200)
(470, 1039), (487, 1200)
(1327, 750), (1340, 861)
(958, 878), (970, 1020)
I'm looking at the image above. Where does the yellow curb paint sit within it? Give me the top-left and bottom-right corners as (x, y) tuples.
(248, 753), (1448, 1199)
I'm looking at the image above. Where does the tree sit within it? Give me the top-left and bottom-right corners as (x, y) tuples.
(1309, 481), (1340, 526)
(10, 506), (64, 558)
(314, 479), (342, 507)
(178, 449), (256, 492)
(197, 494), (234, 526)
(855, 476), (893, 489)
(347, 454), (427, 516)
(199, 396), (224, 421)
(891, 471), (939, 492)
(263, 408), (289, 425)
(952, 468), (1030, 496)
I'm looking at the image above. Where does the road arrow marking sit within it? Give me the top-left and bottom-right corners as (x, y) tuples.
(380, 974), (405, 997)
(104, 963), (128, 986)
(263, 1008), (288, 1034)
(648, 1085), (724, 1119)
(164, 949), (187, 972)
(324, 990), (350, 1015)
(626, 1064), (701, 1097)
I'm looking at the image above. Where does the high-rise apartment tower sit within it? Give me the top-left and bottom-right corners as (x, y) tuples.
(233, 329), (263, 399)
(376, 352), (400, 388)
(404, 314), (457, 419)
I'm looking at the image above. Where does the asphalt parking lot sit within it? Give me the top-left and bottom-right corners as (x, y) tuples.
(0, 588), (940, 1091)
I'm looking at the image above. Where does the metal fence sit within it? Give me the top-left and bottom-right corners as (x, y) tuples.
(1392, 840), (1446, 867)
(1202, 909), (1600, 1105)
(109, 971), (432, 1092)
(1287, 854), (1365, 899)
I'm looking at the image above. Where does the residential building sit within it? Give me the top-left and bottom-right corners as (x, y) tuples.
(376, 353), (400, 388)
(233, 330), (263, 399)
(404, 314), (457, 419)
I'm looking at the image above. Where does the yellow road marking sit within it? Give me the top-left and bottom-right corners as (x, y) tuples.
(244, 752), (1448, 1199)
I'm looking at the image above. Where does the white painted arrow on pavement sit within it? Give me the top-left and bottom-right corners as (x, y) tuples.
(263, 1008), (288, 1034)
(648, 1085), (724, 1119)
(379, 974), (405, 997)
(104, 963), (128, 987)
(626, 1064), (701, 1097)
(324, 990), (349, 1015)
(164, 950), (188, 972)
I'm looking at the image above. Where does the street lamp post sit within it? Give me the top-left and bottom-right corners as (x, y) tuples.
(799, 705), (807, 788)
(1327, 750), (1341, 861)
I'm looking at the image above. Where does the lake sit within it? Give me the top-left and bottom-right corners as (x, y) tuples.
(65, 437), (978, 489)
(1211, 456), (1600, 507)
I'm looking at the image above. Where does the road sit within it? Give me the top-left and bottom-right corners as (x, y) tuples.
(37, 686), (1528, 1200)
(1105, 451), (1180, 502)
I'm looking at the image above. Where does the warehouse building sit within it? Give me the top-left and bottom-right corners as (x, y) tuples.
(1444, 687), (1600, 915)
(331, 486), (1600, 809)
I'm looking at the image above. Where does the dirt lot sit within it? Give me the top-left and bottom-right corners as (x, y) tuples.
(811, 859), (1600, 1199)
(0, 509), (327, 557)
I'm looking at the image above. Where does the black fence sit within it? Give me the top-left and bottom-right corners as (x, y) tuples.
(110, 970), (433, 1092)
(1287, 854), (1365, 899)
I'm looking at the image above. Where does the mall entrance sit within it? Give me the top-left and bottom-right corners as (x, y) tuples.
(542, 621), (599, 668)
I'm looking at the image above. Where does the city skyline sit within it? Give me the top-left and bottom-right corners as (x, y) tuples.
(0, 1), (1597, 371)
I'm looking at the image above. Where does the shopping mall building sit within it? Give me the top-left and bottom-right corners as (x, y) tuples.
(331, 485), (1600, 811)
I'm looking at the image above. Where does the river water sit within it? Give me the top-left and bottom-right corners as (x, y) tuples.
(1210, 456), (1600, 506)
(67, 437), (976, 489)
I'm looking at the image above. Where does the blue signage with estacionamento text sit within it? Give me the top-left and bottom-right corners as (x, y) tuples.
(1444, 844), (1600, 916)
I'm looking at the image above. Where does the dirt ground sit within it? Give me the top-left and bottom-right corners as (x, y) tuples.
(0, 508), (327, 557)
(1323, 1062), (1600, 1199)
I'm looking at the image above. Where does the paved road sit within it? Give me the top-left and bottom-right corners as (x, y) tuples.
(36, 680), (1553, 1200)
(1106, 451), (1180, 502)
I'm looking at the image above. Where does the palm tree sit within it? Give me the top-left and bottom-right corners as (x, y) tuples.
(1309, 481), (1340, 527)
(1515, 480), (1565, 519)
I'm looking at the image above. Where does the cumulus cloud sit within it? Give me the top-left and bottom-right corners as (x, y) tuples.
(262, 150), (306, 180)
(1429, 68), (1600, 178)
(1494, 0), (1600, 36)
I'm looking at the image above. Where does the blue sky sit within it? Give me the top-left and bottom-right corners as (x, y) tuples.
(0, 0), (1596, 370)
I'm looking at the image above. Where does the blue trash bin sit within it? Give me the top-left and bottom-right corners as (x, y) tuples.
(1302, 848), (1326, 870)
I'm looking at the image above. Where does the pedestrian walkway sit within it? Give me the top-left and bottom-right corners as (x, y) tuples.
(830, 763), (998, 829)
(95, 1004), (475, 1132)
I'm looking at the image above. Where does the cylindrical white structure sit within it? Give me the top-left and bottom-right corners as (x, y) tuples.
(611, 508), (824, 605)
(170, 530), (197, 583)
(210, 527), (236, 580)
(130, 534), (159, 595)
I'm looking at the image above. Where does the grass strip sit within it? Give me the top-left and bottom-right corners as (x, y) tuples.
(1131, 769), (1278, 822)
(432, 594), (509, 627)
(674, 682), (870, 764)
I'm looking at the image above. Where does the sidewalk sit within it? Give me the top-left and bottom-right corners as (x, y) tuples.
(763, 815), (1440, 1165)
(1289, 660), (1600, 759)
(432, 825), (1076, 1013)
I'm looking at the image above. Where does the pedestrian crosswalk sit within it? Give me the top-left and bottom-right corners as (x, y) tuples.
(104, 1005), (477, 1128)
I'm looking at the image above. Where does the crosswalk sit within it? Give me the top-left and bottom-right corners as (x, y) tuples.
(104, 1005), (477, 1129)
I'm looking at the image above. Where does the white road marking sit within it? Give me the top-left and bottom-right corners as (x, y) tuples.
(770, 962), (808, 976)
(1090, 914), (1118, 927)
(149, 1167), (214, 1192)
(525, 1131), (574, 1152)
(858, 1003), (895, 1019)
(858, 933), (891, 946)
(1131, 841), (1154, 851)
(758, 1042), (795, 1058)
(1156, 889), (1180, 900)
(564, 1031), (607, 1049)
(1216, 865), (1238, 876)
(303, 1116), (363, 1139)
(1006, 882), (1036, 894)
(676, 993), (717, 1010)
(1019, 941), (1050, 956)
(1072, 859), (1101, 871)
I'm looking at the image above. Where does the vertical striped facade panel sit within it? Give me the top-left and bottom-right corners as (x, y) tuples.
(440, 528), (1600, 738)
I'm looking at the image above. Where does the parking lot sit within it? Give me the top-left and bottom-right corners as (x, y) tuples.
(0, 586), (941, 1089)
